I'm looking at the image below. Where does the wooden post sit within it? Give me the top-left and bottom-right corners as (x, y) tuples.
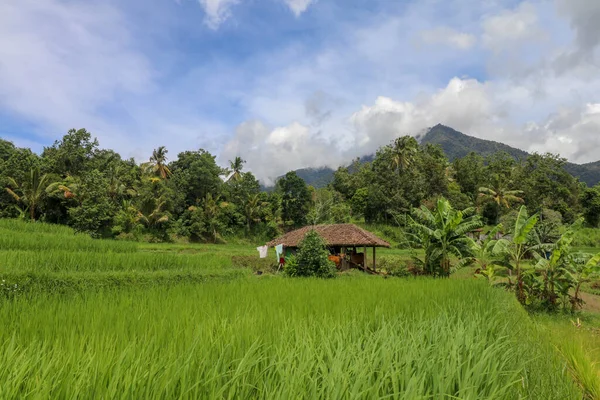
(372, 247), (376, 272)
(363, 246), (367, 270)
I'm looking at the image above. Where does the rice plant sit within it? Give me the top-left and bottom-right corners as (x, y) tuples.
(0, 279), (581, 399)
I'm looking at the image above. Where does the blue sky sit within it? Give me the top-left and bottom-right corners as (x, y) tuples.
(1, 0), (599, 183)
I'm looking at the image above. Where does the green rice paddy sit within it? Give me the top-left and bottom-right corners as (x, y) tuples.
(0, 219), (586, 398)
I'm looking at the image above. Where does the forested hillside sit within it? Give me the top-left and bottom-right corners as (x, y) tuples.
(2, 127), (600, 242)
(292, 124), (600, 188)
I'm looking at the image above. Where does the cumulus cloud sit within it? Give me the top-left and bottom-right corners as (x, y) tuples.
(198, 0), (239, 29)
(556, 0), (600, 51)
(0, 0), (153, 146)
(482, 2), (545, 52)
(222, 120), (340, 185)
(284, 0), (314, 16)
(528, 104), (600, 163)
(419, 27), (476, 50)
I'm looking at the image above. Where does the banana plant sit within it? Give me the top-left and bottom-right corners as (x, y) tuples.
(471, 224), (511, 285)
(567, 252), (600, 312)
(493, 205), (538, 304)
(408, 198), (482, 277)
(531, 228), (575, 310)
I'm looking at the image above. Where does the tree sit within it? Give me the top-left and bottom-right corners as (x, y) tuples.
(581, 185), (600, 227)
(5, 167), (54, 221)
(408, 198), (482, 277)
(135, 177), (173, 240)
(453, 152), (486, 200)
(244, 193), (262, 232)
(228, 157), (245, 182)
(284, 230), (336, 278)
(478, 178), (524, 209)
(276, 171), (311, 227)
(389, 136), (418, 172)
(144, 146), (172, 179)
(170, 149), (222, 211)
(67, 170), (115, 237)
(42, 128), (98, 177)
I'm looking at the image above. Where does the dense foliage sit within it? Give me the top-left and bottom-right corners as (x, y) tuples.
(284, 231), (336, 278)
(1, 127), (600, 243)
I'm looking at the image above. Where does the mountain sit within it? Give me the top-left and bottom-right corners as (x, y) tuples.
(289, 124), (600, 188)
(417, 124), (530, 161)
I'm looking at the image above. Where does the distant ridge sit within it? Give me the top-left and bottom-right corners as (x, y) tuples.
(287, 124), (600, 188)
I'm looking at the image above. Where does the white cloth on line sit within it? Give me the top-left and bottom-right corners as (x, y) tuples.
(257, 245), (268, 259)
(275, 244), (283, 260)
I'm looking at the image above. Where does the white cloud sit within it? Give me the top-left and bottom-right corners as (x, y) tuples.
(419, 27), (476, 50)
(527, 103), (600, 162)
(482, 2), (545, 52)
(284, 0), (314, 16)
(556, 0), (600, 51)
(0, 0), (153, 145)
(222, 120), (340, 185)
(198, 0), (239, 29)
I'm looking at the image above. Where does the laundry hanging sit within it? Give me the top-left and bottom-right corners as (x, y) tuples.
(275, 244), (283, 260)
(256, 245), (268, 259)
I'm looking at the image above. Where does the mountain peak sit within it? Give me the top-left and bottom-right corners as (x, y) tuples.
(290, 125), (600, 188)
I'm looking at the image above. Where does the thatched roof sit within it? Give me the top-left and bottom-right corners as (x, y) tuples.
(267, 224), (390, 248)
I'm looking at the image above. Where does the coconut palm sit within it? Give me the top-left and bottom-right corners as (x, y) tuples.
(408, 198), (482, 277)
(244, 193), (262, 232)
(203, 193), (224, 243)
(144, 146), (171, 179)
(228, 157), (245, 182)
(6, 167), (54, 221)
(389, 136), (418, 173)
(478, 177), (524, 209)
(136, 197), (169, 229)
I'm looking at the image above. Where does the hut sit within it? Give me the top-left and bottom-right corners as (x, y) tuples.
(267, 224), (390, 272)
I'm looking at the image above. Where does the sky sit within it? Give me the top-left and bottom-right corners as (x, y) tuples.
(1, 0), (599, 184)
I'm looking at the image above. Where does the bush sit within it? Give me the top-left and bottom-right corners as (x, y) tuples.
(284, 230), (336, 278)
(377, 256), (419, 277)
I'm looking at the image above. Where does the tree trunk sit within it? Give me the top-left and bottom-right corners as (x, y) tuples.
(30, 202), (35, 221)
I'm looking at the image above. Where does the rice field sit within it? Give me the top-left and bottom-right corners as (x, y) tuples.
(1, 279), (581, 399)
(0, 219), (586, 398)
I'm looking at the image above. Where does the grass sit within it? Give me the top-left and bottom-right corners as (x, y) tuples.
(1, 219), (598, 398)
(0, 220), (247, 294)
(0, 278), (581, 399)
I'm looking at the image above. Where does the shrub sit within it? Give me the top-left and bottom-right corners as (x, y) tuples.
(284, 230), (336, 278)
(377, 256), (411, 277)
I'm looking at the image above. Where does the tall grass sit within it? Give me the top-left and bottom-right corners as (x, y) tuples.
(0, 279), (580, 399)
(0, 220), (137, 253)
(0, 250), (235, 273)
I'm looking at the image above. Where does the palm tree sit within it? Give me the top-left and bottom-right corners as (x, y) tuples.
(203, 193), (223, 243)
(136, 197), (169, 229)
(478, 177), (524, 209)
(144, 146), (171, 179)
(46, 174), (81, 203)
(244, 194), (262, 232)
(228, 157), (245, 182)
(408, 198), (482, 276)
(389, 136), (418, 173)
(6, 167), (53, 221)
